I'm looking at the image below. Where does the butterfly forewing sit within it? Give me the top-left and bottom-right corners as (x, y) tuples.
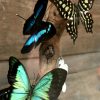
(8, 57), (31, 100)
(23, 0), (48, 35)
(78, 0), (94, 33)
(31, 68), (67, 100)
(80, 11), (93, 32)
(50, 0), (74, 19)
(66, 10), (78, 43)
(31, 73), (52, 100)
(50, 0), (94, 42)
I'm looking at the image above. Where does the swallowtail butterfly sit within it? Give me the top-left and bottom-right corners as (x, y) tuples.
(2, 56), (67, 100)
(50, 0), (94, 42)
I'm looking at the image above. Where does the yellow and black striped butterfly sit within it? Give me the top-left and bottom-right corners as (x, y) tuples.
(50, 0), (94, 43)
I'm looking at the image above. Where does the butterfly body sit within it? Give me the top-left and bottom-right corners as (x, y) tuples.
(7, 56), (67, 100)
(23, 0), (48, 35)
(21, 21), (56, 54)
(50, 0), (94, 42)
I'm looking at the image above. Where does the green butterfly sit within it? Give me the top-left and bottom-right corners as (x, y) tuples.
(7, 56), (68, 100)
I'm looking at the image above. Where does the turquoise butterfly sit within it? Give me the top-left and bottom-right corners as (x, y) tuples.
(7, 56), (67, 100)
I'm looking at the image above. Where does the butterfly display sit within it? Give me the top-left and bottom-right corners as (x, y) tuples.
(6, 56), (67, 100)
(50, 0), (94, 42)
(23, 0), (48, 35)
(0, 87), (11, 100)
(21, 21), (56, 54)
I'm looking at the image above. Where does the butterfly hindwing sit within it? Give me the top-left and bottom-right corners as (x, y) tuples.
(78, 0), (94, 33)
(33, 0), (48, 22)
(8, 56), (31, 100)
(21, 22), (56, 54)
(23, 0), (48, 35)
(31, 68), (67, 100)
(0, 87), (11, 100)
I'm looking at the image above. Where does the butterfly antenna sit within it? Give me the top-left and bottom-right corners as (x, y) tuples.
(16, 14), (26, 20)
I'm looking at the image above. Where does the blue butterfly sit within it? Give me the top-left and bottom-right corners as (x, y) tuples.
(6, 56), (67, 100)
(21, 21), (56, 54)
(23, 0), (48, 35)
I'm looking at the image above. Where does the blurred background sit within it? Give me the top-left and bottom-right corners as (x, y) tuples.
(0, 0), (100, 99)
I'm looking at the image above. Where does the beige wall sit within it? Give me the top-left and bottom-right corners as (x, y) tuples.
(0, 0), (100, 99)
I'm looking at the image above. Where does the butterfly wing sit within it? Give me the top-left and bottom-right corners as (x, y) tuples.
(7, 56), (31, 100)
(50, 0), (74, 19)
(31, 68), (67, 100)
(57, 57), (69, 93)
(23, 0), (48, 35)
(21, 22), (56, 54)
(33, 0), (48, 22)
(0, 87), (11, 100)
(50, 0), (78, 42)
(35, 22), (56, 48)
(78, 0), (94, 11)
(80, 11), (93, 32)
(66, 9), (78, 43)
(78, 0), (94, 32)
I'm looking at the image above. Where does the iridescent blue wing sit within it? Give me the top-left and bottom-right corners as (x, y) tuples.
(21, 22), (56, 54)
(78, 0), (94, 32)
(31, 68), (67, 100)
(23, 0), (48, 35)
(7, 56), (31, 100)
(0, 87), (11, 100)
